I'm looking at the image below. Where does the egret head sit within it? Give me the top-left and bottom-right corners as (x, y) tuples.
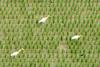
(21, 48), (24, 51)
(79, 35), (83, 37)
(47, 15), (50, 18)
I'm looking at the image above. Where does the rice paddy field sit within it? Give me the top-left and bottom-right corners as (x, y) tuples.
(0, 0), (100, 67)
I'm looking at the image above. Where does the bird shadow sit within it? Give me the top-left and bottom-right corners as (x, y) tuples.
(36, 20), (39, 24)
(36, 20), (46, 26)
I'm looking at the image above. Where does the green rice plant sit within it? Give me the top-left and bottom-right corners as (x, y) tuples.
(0, 0), (99, 67)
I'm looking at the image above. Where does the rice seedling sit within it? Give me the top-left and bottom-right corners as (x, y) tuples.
(0, 0), (99, 67)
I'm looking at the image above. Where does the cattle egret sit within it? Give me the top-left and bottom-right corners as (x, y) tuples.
(71, 35), (82, 40)
(11, 48), (24, 57)
(39, 15), (50, 23)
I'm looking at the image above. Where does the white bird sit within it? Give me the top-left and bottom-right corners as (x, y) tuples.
(11, 48), (24, 57)
(71, 35), (82, 40)
(39, 15), (50, 23)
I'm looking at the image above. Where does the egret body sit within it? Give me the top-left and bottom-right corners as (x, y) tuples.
(11, 48), (24, 57)
(39, 15), (50, 23)
(71, 35), (81, 40)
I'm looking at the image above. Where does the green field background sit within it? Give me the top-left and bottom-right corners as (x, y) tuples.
(0, 0), (99, 67)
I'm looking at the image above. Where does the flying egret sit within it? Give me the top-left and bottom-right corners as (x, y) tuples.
(71, 35), (82, 40)
(11, 48), (24, 57)
(39, 15), (50, 23)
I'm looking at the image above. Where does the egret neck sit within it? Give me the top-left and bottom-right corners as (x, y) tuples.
(18, 48), (24, 53)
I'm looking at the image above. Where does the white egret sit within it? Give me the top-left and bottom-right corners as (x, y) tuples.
(71, 35), (82, 40)
(11, 48), (24, 57)
(39, 15), (50, 23)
